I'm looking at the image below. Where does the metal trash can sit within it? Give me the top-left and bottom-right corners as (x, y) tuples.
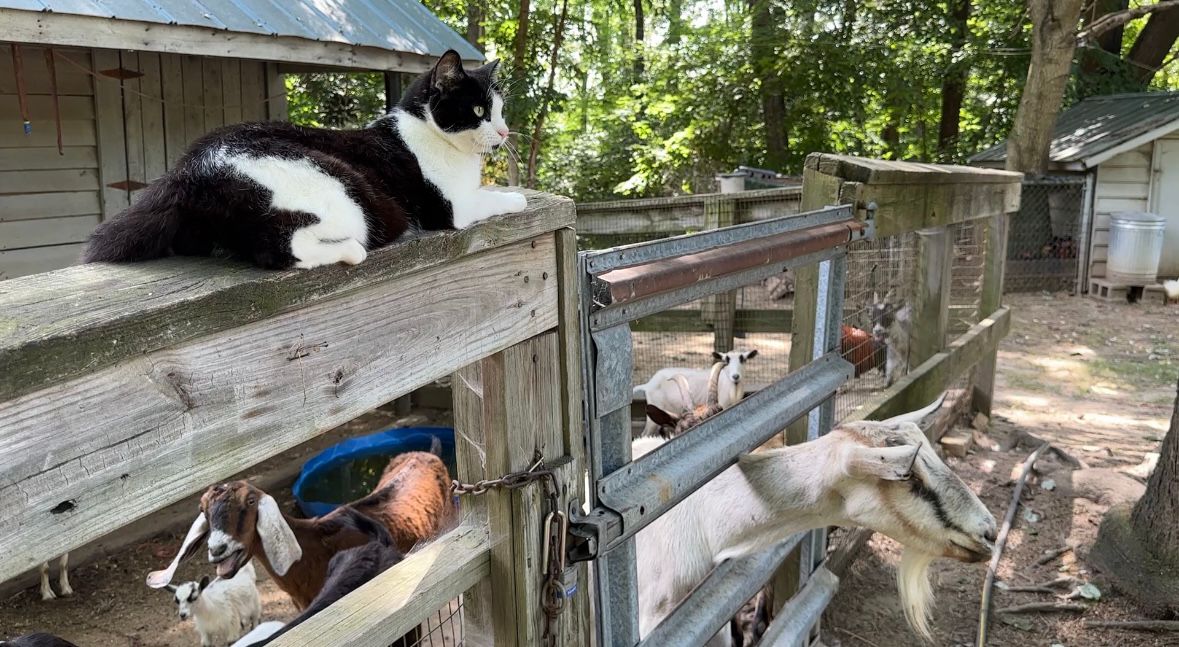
(1108, 211), (1166, 285)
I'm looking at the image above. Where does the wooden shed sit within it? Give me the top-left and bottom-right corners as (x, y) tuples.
(971, 92), (1179, 290)
(0, 0), (481, 280)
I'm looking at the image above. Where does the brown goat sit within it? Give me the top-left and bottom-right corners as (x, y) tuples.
(645, 361), (726, 438)
(147, 446), (453, 610)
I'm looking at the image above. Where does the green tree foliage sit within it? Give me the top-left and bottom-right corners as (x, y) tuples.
(284, 0), (1179, 201)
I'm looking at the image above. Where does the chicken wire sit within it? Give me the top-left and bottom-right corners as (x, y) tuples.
(834, 232), (919, 422)
(1005, 176), (1084, 293)
(406, 598), (464, 647)
(949, 219), (988, 335)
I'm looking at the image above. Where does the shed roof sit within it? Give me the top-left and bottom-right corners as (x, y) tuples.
(970, 92), (1179, 170)
(1, 0), (482, 72)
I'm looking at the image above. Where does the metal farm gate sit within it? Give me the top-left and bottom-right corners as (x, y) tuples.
(568, 205), (873, 645)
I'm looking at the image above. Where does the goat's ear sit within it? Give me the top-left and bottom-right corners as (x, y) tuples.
(146, 514), (209, 588)
(743, 349), (758, 360)
(712, 351), (724, 362)
(198, 576), (210, 591)
(257, 495), (302, 576)
(646, 404), (679, 428)
(845, 443), (921, 481)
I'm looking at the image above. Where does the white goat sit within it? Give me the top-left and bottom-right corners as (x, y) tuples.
(634, 397), (995, 645)
(634, 349), (758, 437)
(39, 554), (72, 600)
(230, 621), (284, 647)
(166, 562), (262, 647)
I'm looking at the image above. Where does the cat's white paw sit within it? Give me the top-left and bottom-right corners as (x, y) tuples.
(499, 191), (528, 214)
(339, 240), (367, 266)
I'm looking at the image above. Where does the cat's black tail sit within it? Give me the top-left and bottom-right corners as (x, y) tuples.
(81, 184), (182, 263)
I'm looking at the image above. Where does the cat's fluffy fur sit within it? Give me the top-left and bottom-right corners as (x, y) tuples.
(82, 50), (526, 270)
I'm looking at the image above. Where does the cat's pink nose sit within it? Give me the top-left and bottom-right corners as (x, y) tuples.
(496, 128), (509, 139)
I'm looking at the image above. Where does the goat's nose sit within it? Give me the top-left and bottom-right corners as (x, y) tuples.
(983, 526), (997, 543)
(209, 543), (228, 558)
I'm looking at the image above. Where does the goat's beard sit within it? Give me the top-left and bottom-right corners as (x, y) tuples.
(897, 549), (935, 641)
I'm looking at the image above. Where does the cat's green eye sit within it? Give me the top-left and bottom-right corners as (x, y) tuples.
(473, 105), (485, 118)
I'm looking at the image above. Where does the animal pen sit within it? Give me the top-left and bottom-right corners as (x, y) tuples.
(0, 154), (1018, 646)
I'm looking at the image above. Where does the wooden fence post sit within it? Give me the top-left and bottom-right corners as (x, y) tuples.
(904, 227), (955, 413)
(702, 182), (740, 353)
(972, 209), (1011, 417)
(452, 228), (589, 647)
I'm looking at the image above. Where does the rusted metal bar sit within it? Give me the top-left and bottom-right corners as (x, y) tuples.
(593, 220), (864, 309)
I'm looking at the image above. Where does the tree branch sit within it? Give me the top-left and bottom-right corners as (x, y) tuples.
(1079, 0), (1179, 41)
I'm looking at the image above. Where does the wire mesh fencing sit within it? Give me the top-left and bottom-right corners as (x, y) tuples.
(407, 598), (465, 646)
(834, 232), (919, 422)
(949, 219), (988, 335)
(1005, 176), (1084, 293)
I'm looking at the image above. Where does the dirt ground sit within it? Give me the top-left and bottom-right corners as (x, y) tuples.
(824, 291), (1179, 647)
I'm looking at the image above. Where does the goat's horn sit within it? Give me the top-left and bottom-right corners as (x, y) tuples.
(882, 392), (947, 429)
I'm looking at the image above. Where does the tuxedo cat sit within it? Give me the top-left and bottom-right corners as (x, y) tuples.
(82, 50), (527, 270)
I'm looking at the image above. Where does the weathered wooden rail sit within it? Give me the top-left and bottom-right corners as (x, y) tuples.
(0, 190), (590, 646)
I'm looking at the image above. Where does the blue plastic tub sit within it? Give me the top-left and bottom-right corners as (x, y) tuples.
(292, 426), (456, 517)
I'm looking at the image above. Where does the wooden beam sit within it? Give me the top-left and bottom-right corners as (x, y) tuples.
(0, 235), (559, 582)
(1, 9), (472, 73)
(0, 191), (574, 402)
(629, 308), (794, 333)
(574, 187), (801, 236)
(973, 209), (1012, 416)
(270, 525), (491, 647)
(909, 228), (954, 365)
(702, 194), (738, 353)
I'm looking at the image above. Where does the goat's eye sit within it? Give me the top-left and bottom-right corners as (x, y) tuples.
(247, 496), (257, 507)
(885, 436), (906, 447)
(473, 105), (485, 117)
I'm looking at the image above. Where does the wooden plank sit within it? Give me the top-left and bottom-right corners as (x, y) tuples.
(238, 61), (266, 123)
(702, 194), (737, 353)
(576, 205), (706, 236)
(0, 190), (574, 402)
(0, 95), (95, 121)
(452, 354), (519, 646)
(809, 153), (1022, 186)
(160, 54), (187, 169)
(221, 59), (243, 125)
(1098, 182), (1150, 200)
(137, 53), (167, 181)
(1, 9), (447, 75)
(845, 306), (1011, 423)
(0, 120), (96, 148)
(0, 191), (101, 220)
(553, 227), (592, 647)
(0, 147), (97, 171)
(271, 525), (491, 647)
(266, 63), (288, 121)
(120, 52), (146, 197)
(202, 58), (224, 131)
(0, 243), (83, 280)
(0, 214), (99, 250)
(972, 209), (1010, 416)
(0, 169), (100, 193)
(1095, 196), (1148, 213)
(0, 237), (559, 580)
(0, 45), (93, 96)
(630, 308), (793, 333)
(91, 49), (128, 217)
(181, 55), (205, 142)
(1096, 165), (1149, 183)
(909, 228), (953, 366)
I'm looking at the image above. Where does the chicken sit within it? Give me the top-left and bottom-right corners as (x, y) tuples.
(1164, 279), (1179, 304)
(841, 324), (883, 377)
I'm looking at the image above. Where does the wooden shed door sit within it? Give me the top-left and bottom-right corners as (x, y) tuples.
(1153, 139), (1179, 278)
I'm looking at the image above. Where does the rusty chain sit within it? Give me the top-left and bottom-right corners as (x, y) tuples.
(451, 451), (571, 647)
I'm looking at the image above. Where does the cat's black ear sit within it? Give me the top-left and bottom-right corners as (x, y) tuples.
(431, 50), (466, 93)
(475, 59), (500, 80)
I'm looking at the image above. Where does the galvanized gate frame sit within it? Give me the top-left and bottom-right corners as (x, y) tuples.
(566, 205), (875, 646)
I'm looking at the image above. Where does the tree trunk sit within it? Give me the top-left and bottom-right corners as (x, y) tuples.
(937, 0), (971, 161)
(466, 0), (484, 48)
(749, 0), (787, 169)
(1089, 376), (1179, 614)
(667, 0), (684, 45)
(506, 0), (531, 187)
(633, 0), (645, 82)
(1005, 0), (1084, 174)
(1127, 7), (1179, 85)
(526, 0), (570, 187)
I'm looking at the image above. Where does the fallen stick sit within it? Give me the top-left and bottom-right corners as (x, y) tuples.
(1002, 586), (1056, 594)
(1004, 576), (1075, 594)
(976, 443), (1050, 647)
(1034, 544), (1074, 566)
(997, 603), (1086, 614)
(1083, 620), (1179, 632)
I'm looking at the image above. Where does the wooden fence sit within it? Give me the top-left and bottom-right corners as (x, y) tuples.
(0, 191), (590, 646)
